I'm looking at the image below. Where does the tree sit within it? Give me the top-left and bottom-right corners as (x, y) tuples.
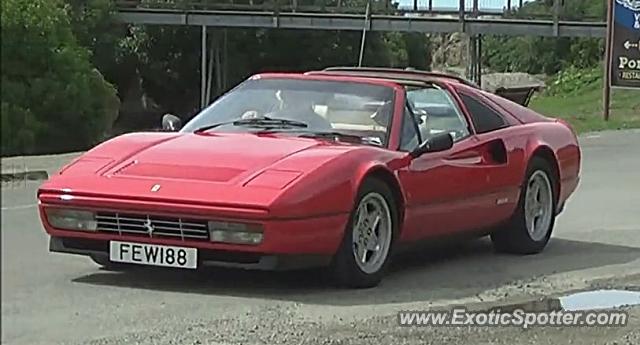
(1, 0), (119, 156)
(66, 0), (137, 96)
(483, 0), (604, 74)
(122, 1), (424, 118)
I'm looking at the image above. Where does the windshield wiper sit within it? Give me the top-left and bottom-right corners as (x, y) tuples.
(298, 131), (364, 143)
(300, 132), (384, 146)
(194, 116), (308, 133)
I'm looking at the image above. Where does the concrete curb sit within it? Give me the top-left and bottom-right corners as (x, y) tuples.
(1, 151), (81, 183)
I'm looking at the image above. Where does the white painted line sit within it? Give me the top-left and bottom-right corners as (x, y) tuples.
(584, 134), (601, 139)
(1, 204), (37, 211)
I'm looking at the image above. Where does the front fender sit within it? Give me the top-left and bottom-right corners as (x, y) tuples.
(267, 147), (404, 219)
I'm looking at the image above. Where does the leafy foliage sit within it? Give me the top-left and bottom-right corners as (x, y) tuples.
(123, 0), (426, 118)
(1, 0), (119, 156)
(544, 65), (603, 96)
(66, 0), (137, 96)
(483, 0), (605, 74)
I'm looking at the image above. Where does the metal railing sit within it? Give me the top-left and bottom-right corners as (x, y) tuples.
(115, 0), (607, 21)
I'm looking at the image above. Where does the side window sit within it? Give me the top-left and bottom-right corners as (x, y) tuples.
(399, 105), (420, 152)
(406, 86), (470, 142)
(459, 94), (508, 134)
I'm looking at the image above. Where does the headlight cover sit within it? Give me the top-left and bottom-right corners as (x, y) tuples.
(208, 221), (263, 245)
(45, 208), (97, 231)
(243, 170), (301, 189)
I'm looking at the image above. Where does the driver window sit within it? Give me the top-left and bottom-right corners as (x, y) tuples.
(406, 86), (470, 143)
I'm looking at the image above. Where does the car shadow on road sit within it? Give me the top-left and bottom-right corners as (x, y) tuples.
(72, 237), (640, 306)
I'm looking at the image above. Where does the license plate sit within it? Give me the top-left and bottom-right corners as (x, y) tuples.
(109, 241), (197, 269)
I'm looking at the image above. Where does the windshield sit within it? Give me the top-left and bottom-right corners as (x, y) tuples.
(181, 77), (396, 146)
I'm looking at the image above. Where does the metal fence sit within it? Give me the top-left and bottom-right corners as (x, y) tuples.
(115, 0), (606, 20)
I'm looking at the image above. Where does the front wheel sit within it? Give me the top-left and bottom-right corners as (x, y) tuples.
(491, 157), (558, 254)
(330, 178), (397, 288)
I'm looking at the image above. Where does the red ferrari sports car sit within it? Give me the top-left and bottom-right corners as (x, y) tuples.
(38, 67), (581, 288)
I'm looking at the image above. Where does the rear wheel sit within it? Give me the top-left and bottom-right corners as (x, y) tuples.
(491, 157), (557, 254)
(330, 178), (397, 288)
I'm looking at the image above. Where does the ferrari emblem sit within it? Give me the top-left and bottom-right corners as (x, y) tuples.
(143, 217), (155, 235)
(150, 184), (161, 192)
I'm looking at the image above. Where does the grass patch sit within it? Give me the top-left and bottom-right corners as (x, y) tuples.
(530, 80), (640, 134)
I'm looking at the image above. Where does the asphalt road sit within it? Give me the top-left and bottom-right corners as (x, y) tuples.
(2, 130), (640, 345)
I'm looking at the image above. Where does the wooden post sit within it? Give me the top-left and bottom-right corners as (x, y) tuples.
(477, 34), (483, 87)
(223, 28), (228, 91)
(205, 33), (214, 106)
(468, 37), (476, 82)
(413, 0), (417, 12)
(428, 0), (433, 13)
(603, 0), (613, 121)
(552, 0), (560, 36)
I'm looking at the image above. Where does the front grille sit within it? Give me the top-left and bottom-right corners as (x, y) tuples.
(96, 212), (209, 241)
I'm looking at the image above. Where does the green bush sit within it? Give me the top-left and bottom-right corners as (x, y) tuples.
(545, 66), (602, 96)
(483, 0), (605, 75)
(1, 0), (119, 156)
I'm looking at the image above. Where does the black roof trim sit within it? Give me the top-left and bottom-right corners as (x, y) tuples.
(316, 67), (480, 89)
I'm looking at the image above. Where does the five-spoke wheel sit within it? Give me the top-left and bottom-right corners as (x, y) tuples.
(331, 178), (397, 288)
(524, 170), (554, 242)
(491, 156), (558, 254)
(351, 193), (393, 275)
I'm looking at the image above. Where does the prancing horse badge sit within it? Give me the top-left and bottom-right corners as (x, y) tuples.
(151, 184), (161, 192)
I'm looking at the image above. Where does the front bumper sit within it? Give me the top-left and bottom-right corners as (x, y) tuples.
(39, 192), (350, 255)
(50, 236), (333, 271)
(39, 191), (351, 269)
(43, 210), (348, 254)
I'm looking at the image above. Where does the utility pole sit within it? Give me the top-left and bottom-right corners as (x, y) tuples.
(465, 0), (482, 85)
(603, 0), (613, 121)
(200, 26), (207, 109)
(358, 1), (371, 67)
(477, 34), (483, 87)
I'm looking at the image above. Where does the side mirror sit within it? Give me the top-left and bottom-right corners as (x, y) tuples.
(410, 132), (454, 159)
(162, 113), (182, 131)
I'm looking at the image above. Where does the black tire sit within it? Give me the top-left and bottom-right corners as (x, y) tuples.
(89, 253), (132, 271)
(330, 177), (398, 288)
(491, 156), (558, 255)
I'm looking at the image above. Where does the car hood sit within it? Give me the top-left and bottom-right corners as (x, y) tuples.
(102, 132), (323, 184)
(38, 132), (366, 213)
